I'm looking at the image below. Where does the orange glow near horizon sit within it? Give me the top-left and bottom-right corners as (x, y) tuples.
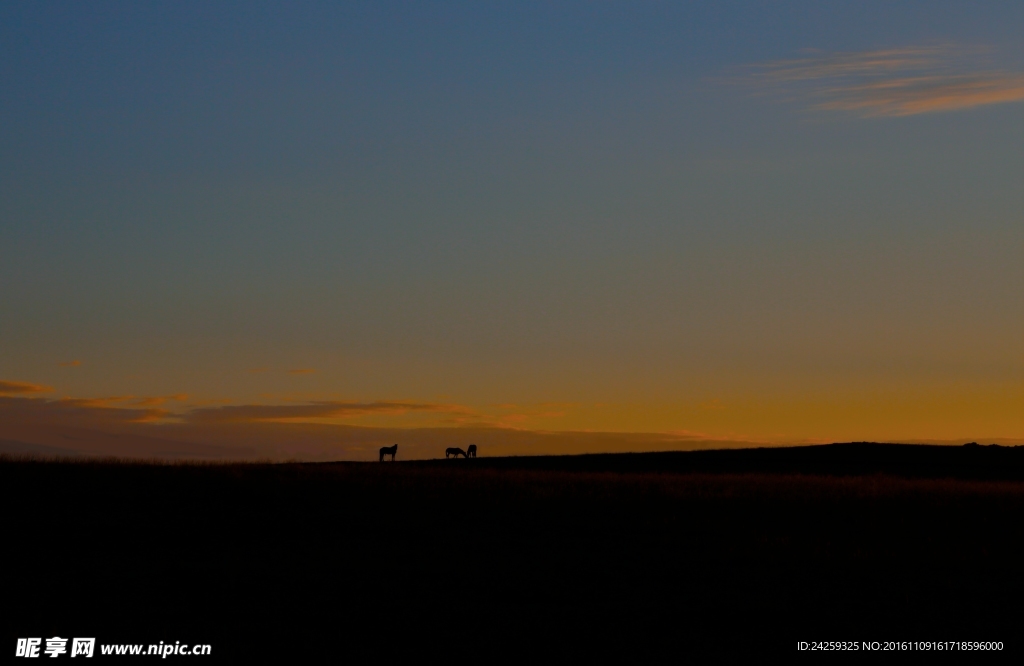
(2, 376), (1021, 461)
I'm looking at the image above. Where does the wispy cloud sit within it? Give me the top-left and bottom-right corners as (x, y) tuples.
(59, 360), (82, 367)
(65, 396), (134, 407)
(58, 393), (187, 409)
(0, 395), (167, 424)
(287, 368), (316, 375)
(0, 380), (53, 394)
(184, 400), (472, 424)
(57, 398), (170, 422)
(433, 402), (579, 430)
(0, 396), (247, 458)
(736, 44), (1024, 117)
(135, 394), (189, 407)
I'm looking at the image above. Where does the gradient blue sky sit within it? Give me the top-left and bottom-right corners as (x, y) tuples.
(1, 2), (1021, 457)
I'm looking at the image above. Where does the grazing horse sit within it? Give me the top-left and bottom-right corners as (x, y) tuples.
(379, 444), (398, 462)
(466, 444), (477, 458)
(445, 447), (466, 459)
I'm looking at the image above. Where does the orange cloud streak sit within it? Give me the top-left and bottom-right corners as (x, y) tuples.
(0, 380), (54, 394)
(184, 400), (473, 424)
(135, 394), (190, 407)
(815, 75), (1024, 116)
(737, 44), (1024, 117)
(56, 398), (170, 422)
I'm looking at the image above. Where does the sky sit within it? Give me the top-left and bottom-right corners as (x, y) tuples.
(1, 1), (1022, 460)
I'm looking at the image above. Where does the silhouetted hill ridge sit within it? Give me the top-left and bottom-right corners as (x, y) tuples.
(390, 441), (1024, 480)
(5, 441), (1024, 659)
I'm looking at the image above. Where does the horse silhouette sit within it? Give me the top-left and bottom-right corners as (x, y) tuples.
(467, 444), (477, 458)
(445, 447), (466, 459)
(379, 444), (398, 462)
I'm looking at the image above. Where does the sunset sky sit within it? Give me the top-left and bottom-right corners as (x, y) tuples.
(1, 2), (1021, 459)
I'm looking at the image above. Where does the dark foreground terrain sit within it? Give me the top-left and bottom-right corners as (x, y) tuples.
(4, 443), (1023, 661)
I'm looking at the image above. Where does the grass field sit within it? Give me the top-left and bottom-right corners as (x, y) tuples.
(4, 445), (1022, 660)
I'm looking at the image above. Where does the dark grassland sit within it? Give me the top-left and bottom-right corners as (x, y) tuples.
(4, 444), (1023, 660)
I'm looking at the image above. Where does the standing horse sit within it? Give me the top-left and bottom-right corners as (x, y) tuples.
(379, 444), (398, 462)
(466, 444), (477, 458)
(445, 447), (466, 458)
